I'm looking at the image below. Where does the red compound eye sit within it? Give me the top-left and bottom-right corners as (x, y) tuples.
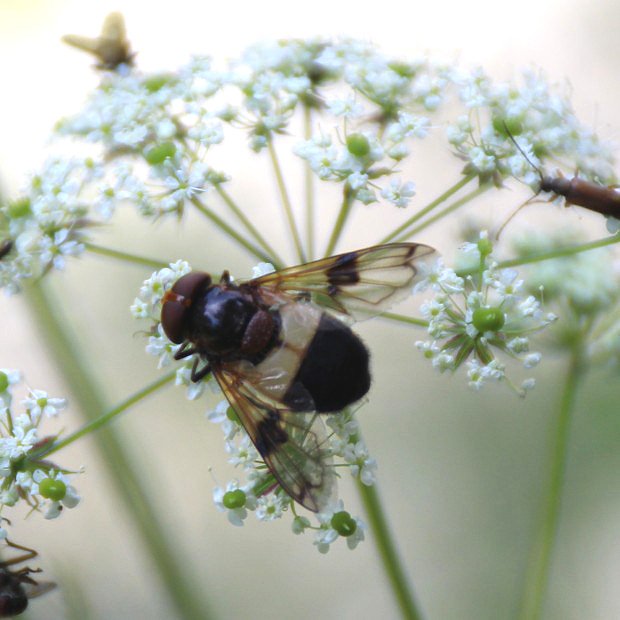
(161, 272), (211, 344)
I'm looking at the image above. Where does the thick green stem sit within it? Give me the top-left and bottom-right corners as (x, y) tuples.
(357, 480), (424, 620)
(518, 347), (583, 620)
(268, 139), (306, 263)
(85, 242), (169, 270)
(25, 282), (212, 620)
(395, 185), (490, 242)
(303, 105), (315, 260)
(215, 185), (285, 267)
(379, 175), (476, 245)
(190, 195), (278, 266)
(324, 187), (355, 257)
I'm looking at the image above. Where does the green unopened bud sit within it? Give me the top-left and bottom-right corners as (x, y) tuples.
(39, 478), (67, 501)
(7, 198), (31, 219)
(144, 142), (176, 165)
(144, 74), (172, 93)
(0, 373), (9, 393)
(223, 489), (246, 509)
(472, 307), (505, 332)
(493, 116), (523, 137)
(226, 406), (240, 425)
(477, 237), (493, 257)
(330, 510), (357, 537)
(346, 133), (370, 158)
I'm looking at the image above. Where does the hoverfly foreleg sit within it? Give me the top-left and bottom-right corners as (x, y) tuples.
(190, 358), (212, 383)
(174, 341), (198, 361)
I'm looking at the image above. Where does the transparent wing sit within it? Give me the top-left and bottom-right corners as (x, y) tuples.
(252, 242), (435, 320)
(62, 13), (131, 68)
(62, 33), (102, 55)
(100, 12), (126, 40)
(214, 366), (335, 512)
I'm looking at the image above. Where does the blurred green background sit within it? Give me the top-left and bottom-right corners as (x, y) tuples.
(1, 1), (620, 619)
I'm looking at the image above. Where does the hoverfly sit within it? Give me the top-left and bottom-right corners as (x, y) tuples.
(62, 12), (134, 70)
(0, 540), (55, 617)
(161, 242), (435, 512)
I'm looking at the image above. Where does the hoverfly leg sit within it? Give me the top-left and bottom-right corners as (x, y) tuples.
(2, 540), (38, 567)
(220, 270), (231, 285)
(174, 341), (198, 361)
(190, 358), (212, 382)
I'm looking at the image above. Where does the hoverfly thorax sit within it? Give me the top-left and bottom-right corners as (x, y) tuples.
(189, 287), (259, 355)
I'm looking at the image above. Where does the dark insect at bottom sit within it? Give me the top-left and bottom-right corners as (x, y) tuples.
(0, 540), (55, 617)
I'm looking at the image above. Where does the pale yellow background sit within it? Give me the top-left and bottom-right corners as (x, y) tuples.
(1, 1), (620, 619)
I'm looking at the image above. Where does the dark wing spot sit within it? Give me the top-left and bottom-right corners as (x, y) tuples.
(254, 416), (289, 457)
(327, 252), (360, 286)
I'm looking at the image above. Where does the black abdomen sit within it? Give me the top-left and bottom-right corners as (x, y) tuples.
(284, 314), (370, 412)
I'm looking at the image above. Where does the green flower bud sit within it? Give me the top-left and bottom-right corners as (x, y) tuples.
(346, 133), (370, 158)
(144, 142), (176, 165)
(472, 307), (505, 332)
(477, 237), (493, 257)
(39, 478), (67, 501)
(492, 116), (523, 137)
(330, 510), (357, 537)
(223, 489), (246, 509)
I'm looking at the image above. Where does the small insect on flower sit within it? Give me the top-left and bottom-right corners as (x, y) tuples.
(504, 124), (620, 220)
(62, 12), (134, 70)
(0, 241), (12, 261)
(160, 243), (435, 512)
(0, 540), (55, 617)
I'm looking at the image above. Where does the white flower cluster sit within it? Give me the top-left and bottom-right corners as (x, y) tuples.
(0, 370), (80, 526)
(3, 39), (616, 298)
(512, 229), (620, 369)
(0, 158), (95, 294)
(209, 400), (367, 553)
(447, 68), (617, 188)
(415, 232), (556, 395)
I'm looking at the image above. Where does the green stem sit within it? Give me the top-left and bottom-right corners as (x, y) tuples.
(395, 185), (490, 242)
(357, 480), (424, 620)
(31, 371), (176, 460)
(379, 312), (428, 328)
(379, 175), (476, 245)
(324, 187), (355, 257)
(455, 234), (620, 278)
(190, 195), (278, 266)
(24, 281), (212, 620)
(215, 185), (285, 267)
(85, 242), (169, 270)
(303, 105), (315, 260)
(495, 235), (620, 269)
(518, 346), (583, 620)
(268, 139), (306, 263)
